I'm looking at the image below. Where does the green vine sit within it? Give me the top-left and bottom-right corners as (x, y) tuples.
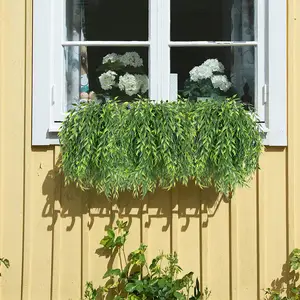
(59, 97), (263, 199)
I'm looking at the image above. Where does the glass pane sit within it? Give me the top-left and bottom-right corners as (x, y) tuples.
(66, 0), (149, 41)
(171, 0), (255, 41)
(65, 46), (149, 110)
(171, 47), (255, 107)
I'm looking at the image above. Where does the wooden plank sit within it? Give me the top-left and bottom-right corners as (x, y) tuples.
(287, 0), (300, 251)
(86, 192), (113, 290)
(22, 148), (55, 300)
(176, 183), (202, 288)
(258, 149), (287, 298)
(56, 183), (85, 299)
(51, 146), (63, 300)
(200, 188), (230, 300)
(230, 177), (258, 300)
(0, 0), (26, 298)
(146, 189), (172, 261)
(22, 0), (56, 297)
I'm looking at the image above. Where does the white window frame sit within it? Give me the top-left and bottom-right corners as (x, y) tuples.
(32, 0), (287, 146)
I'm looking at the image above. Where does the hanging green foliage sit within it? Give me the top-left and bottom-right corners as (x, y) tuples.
(59, 97), (263, 199)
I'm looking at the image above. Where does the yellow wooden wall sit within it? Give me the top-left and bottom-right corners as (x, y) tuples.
(0, 0), (299, 299)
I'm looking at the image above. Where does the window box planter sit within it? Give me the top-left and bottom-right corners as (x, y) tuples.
(59, 98), (263, 199)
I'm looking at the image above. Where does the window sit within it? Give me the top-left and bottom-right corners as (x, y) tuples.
(32, 0), (287, 146)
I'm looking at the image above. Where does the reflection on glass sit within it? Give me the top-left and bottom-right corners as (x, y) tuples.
(65, 46), (149, 110)
(66, 0), (149, 41)
(171, 47), (255, 106)
(171, 0), (255, 41)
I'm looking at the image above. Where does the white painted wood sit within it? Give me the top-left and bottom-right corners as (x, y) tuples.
(169, 74), (178, 102)
(266, 0), (287, 146)
(49, 122), (62, 133)
(158, 0), (170, 101)
(62, 41), (150, 47)
(51, 0), (66, 123)
(168, 41), (258, 47)
(32, 0), (59, 145)
(256, 0), (266, 122)
(149, 0), (170, 101)
(149, 0), (159, 100)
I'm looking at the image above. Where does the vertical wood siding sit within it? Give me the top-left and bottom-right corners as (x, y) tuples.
(0, 0), (299, 299)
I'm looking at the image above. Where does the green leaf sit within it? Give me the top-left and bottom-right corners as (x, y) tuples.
(103, 268), (121, 279)
(100, 234), (115, 249)
(125, 283), (137, 293)
(174, 291), (185, 299)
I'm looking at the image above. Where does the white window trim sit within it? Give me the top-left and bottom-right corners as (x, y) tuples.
(265, 0), (287, 146)
(32, 0), (287, 146)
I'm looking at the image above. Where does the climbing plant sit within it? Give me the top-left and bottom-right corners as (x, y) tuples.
(83, 220), (210, 300)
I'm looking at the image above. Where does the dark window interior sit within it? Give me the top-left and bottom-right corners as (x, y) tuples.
(76, 0), (254, 104)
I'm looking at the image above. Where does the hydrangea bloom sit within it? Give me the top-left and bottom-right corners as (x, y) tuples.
(102, 53), (120, 64)
(211, 75), (232, 92)
(120, 52), (143, 67)
(99, 70), (117, 90)
(118, 73), (140, 96)
(189, 65), (213, 81)
(135, 74), (149, 94)
(203, 59), (225, 73)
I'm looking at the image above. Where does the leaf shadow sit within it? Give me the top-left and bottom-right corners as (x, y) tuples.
(265, 251), (300, 299)
(42, 158), (226, 233)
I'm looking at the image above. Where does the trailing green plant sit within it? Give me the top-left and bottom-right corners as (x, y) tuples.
(265, 249), (300, 300)
(59, 97), (263, 199)
(0, 257), (10, 277)
(84, 220), (210, 300)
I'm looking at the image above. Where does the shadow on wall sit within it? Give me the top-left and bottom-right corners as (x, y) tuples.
(41, 160), (229, 233)
(265, 251), (300, 300)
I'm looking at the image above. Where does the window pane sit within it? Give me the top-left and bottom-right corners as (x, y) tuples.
(171, 0), (255, 41)
(65, 46), (149, 110)
(66, 0), (149, 41)
(171, 47), (255, 107)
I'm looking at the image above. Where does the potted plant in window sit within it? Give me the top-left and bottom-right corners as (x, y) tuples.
(96, 52), (149, 103)
(182, 59), (235, 101)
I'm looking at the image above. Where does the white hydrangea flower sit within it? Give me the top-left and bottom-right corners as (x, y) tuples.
(118, 73), (140, 96)
(120, 52), (143, 68)
(99, 70), (117, 90)
(102, 53), (120, 64)
(135, 74), (149, 94)
(189, 65), (213, 81)
(203, 59), (225, 73)
(211, 75), (232, 92)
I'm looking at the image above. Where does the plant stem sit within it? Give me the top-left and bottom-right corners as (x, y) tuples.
(122, 246), (128, 265)
(145, 263), (150, 278)
(118, 247), (123, 272)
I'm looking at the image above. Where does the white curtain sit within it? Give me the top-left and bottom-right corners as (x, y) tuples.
(66, 0), (86, 110)
(231, 0), (255, 103)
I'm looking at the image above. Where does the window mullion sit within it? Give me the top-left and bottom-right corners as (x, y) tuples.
(159, 0), (170, 101)
(61, 41), (150, 47)
(169, 41), (258, 47)
(149, 0), (170, 101)
(149, 0), (159, 100)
